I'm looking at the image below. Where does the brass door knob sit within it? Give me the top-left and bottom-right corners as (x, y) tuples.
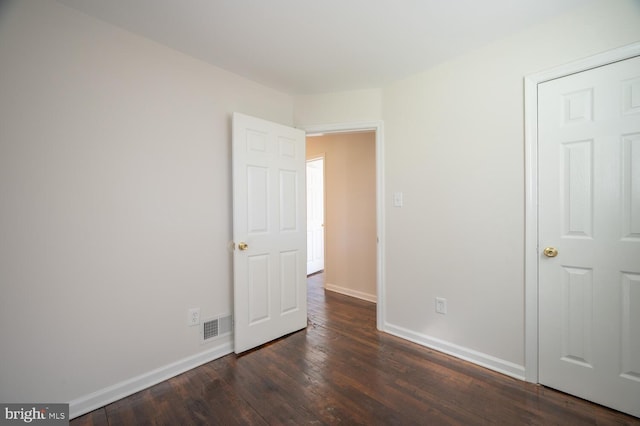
(238, 242), (249, 251)
(543, 247), (558, 257)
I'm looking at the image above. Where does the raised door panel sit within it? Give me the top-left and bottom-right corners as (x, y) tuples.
(561, 140), (593, 238)
(621, 273), (640, 382)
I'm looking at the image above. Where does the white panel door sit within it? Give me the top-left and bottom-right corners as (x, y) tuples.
(306, 158), (325, 275)
(538, 55), (640, 417)
(232, 113), (307, 353)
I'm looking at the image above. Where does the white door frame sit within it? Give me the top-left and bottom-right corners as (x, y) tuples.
(524, 42), (640, 383)
(302, 121), (385, 331)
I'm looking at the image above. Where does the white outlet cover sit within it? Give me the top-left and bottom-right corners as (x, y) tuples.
(435, 297), (447, 314)
(188, 308), (200, 326)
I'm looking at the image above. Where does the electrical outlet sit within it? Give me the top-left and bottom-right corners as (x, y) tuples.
(435, 297), (447, 314)
(188, 308), (200, 326)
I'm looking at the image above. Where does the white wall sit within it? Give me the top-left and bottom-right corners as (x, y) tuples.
(382, 0), (640, 372)
(0, 0), (292, 412)
(294, 89), (382, 127)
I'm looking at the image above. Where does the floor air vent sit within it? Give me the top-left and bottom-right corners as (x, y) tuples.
(202, 315), (232, 342)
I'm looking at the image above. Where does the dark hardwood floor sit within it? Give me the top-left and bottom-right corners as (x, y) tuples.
(72, 273), (639, 425)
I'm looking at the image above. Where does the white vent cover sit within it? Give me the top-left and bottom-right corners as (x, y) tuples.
(203, 319), (218, 340)
(202, 314), (232, 343)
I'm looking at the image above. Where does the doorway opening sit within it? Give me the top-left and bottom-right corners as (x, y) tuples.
(306, 132), (376, 303)
(303, 121), (385, 330)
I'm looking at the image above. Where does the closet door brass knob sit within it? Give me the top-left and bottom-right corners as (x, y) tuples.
(238, 242), (248, 251)
(543, 247), (558, 257)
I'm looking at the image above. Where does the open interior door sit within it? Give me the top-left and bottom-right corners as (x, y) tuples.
(232, 112), (307, 353)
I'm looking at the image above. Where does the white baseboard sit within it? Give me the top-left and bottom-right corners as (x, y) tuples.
(69, 340), (233, 419)
(383, 323), (525, 381)
(68, 323), (523, 419)
(325, 282), (377, 303)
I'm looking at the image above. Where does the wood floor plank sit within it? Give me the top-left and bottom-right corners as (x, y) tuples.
(68, 408), (109, 426)
(71, 273), (640, 425)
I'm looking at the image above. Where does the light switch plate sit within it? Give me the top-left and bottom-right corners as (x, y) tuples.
(393, 192), (403, 207)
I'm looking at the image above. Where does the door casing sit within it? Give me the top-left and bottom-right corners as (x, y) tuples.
(302, 121), (385, 331)
(524, 41), (640, 383)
